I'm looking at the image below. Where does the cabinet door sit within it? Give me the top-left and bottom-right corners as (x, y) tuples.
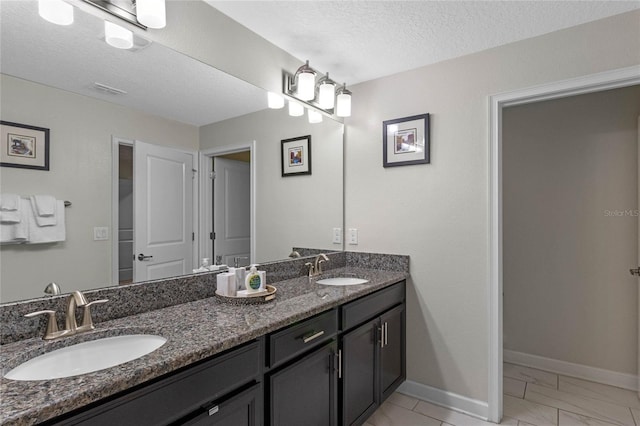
(380, 304), (406, 401)
(270, 341), (337, 426)
(183, 383), (262, 426)
(341, 318), (379, 426)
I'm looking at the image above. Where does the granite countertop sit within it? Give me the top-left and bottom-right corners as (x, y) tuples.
(0, 267), (407, 425)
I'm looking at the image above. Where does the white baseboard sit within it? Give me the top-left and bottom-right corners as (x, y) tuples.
(504, 350), (638, 391)
(397, 380), (489, 421)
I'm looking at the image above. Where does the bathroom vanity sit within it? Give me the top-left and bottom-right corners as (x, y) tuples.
(0, 253), (408, 426)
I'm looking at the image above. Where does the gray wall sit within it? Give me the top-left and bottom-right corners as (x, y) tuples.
(345, 11), (640, 402)
(503, 85), (640, 375)
(200, 107), (344, 262)
(0, 75), (198, 302)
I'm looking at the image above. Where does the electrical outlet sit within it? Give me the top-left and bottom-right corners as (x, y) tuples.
(348, 228), (358, 245)
(93, 227), (109, 241)
(332, 228), (342, 244)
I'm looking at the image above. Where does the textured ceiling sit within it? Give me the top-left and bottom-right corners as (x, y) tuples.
(207, 1), (640, 85)
(0, 1), (266, 127)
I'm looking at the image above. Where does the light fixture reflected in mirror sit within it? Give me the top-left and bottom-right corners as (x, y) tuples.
(38, 0), (74, 25)
(268, 92), (285, 109)
(288, 100), (304, 117)
(105, 21), (134, 49)
(308, 109), (323, 124)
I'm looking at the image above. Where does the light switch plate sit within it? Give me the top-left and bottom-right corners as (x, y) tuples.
(93, 227), (109, 241)
(348, 228), (358, 245)
(332, 228), (342, 244)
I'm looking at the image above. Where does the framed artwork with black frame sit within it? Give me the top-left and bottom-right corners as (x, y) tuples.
(382, 113), (430, 167)
(281, 135), (311, 177)
(0, 121), (50, 171)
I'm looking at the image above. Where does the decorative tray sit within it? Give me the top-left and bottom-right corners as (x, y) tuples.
(215, 285), (277, 305)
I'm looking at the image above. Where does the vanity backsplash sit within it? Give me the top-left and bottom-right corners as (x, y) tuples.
(0, 251), (409, 344)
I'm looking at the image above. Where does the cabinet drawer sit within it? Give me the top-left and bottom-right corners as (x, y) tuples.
(268, 309), (337, 368)
(341, 281), (405, 331)
(52, 341), (261, 426)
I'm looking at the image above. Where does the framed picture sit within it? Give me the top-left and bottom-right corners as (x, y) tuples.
(383, 113), (430, 167)
(0, 121), (50, 171)
(281, 135), (311, 177)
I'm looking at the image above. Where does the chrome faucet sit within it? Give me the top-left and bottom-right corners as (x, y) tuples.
(65, 291), (88, 333)
(305, 254), (330, 278)
(25, 290), (108, 340)
(315, 254), (329, 275)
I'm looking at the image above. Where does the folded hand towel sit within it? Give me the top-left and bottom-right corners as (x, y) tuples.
(32, 195), (56, 216)
(1, 199), (29, 243)
(0, 193), (20, 211)
(30, 196), (56, 226)
(27, 200), (65, 243)
(0, 210), (21, 223)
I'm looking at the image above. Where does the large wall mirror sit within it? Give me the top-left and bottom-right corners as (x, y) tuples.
(0, 2), (344, 303)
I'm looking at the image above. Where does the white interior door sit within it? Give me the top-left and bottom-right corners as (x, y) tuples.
(134, 140), (194, 282)
(213, 157), (250, 266)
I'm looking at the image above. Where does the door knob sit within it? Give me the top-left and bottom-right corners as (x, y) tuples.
(138, 254), (153, 261)
(630, 267), (640, 276)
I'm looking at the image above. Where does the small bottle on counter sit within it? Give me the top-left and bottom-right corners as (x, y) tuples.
(245, 265), (262, 292)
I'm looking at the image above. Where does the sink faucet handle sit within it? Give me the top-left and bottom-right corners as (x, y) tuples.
(25, 310), (60, 340)
(304, 262), (315, 277)
(78, 299), (109, 332)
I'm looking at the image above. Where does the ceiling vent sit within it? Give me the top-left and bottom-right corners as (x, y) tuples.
(93, 82), (128, 95)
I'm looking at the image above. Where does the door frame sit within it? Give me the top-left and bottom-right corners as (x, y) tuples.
(199, 141), (257, 265)
(487, 65), (640, 423)
(111, 137), (199, 285)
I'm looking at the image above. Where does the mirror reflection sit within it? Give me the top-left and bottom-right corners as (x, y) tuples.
(0, 2), (344, 303)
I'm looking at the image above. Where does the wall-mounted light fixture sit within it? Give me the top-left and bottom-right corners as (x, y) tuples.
(82, 0), (166, 29)
(277, 60), (352, 120)
(38, 0), (74, 25)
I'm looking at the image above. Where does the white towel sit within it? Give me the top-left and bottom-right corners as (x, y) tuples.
(0, 199), (29, 243)
(30, 196), (57, 226)
(27, 200), (65, 244)
(0, 193), (20, 211)
(32, 195), (56, 216)
(0, 210), (21, 223)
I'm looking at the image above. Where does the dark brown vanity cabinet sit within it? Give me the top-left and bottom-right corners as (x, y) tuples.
(340, 282), (406, 426)
(266, 309), (339, 426)
(269, 341), (338, 426)
(47, 341), (263, 426)
(43, 281), (405, 426)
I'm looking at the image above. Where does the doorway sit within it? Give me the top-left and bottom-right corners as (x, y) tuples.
(500, 85), (640, 425)
(199, 142), (257, 268)
(487, 65), (640, 423)
(212, 152), (251, 267)
(112, 138), (197, 284)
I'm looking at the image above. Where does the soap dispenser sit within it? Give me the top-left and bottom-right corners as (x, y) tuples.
(245, 265), (262, 292)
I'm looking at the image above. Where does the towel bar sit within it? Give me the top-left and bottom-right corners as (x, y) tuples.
(64, 201), (71, 207)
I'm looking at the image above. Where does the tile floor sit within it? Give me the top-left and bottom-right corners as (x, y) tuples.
(365, 363), (639, 426)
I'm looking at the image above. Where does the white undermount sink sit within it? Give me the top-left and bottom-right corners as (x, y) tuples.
(316, 277), (370, 286)
(4, 334), (167, 381)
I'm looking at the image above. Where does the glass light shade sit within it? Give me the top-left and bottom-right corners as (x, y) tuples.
(38, 0), (73, 26)
(288, 101), (304, 117)
(318, 81), (336, 109)
(105, 21), (134, 50)
(267, 92), (285, 109)
(308, 110), (323, 124)
(136, 0), (166, 29)
(336, 92), (352, 117)
(296, 72), (316, 101)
